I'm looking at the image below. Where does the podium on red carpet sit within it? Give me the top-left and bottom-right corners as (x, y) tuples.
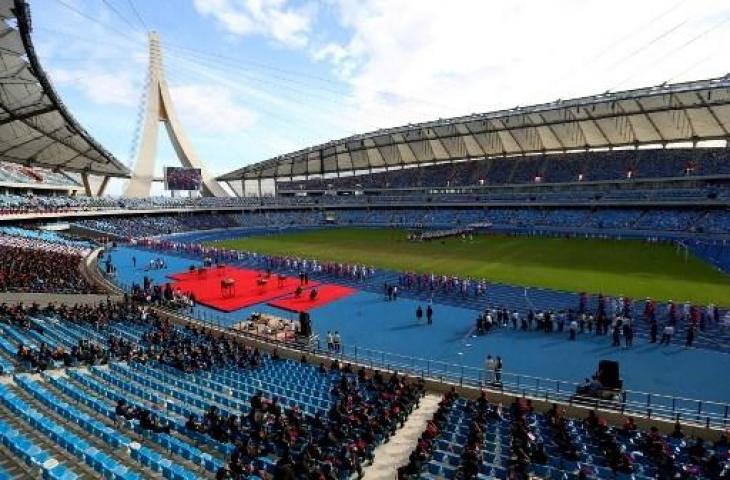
(221, 278), (236, 297)
(168, 266), (337, 312)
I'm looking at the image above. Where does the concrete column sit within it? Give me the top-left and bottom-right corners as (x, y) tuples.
(125, 32), (227, 198)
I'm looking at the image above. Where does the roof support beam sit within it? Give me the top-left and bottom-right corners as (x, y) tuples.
(60, 146), (94, 169)
(581, 107), (611, 146)
(96, 175), (110, 196)
(669, 93), (697, 141)
(430, 127), (453, 161)
(694, 91), (729, 137)
(564, 108), (589, 147)
(402, 137), (420, 166)
(613, 102), (638, 144)
(17, 125), (71, 161)
(81, 172), (92, 196)
(495, 118), (526, 154)
(515, 113), (544, 152)
(0, 132), (45, 156)
(0, 105), (56, 126)
(222, 180), (236, 197)
(0, 61), (30, 81)
(0, 100), (113, 169)
(462, 123), (488, 157)
(634, 98), (665, 142)
(536, 112), (567, 151)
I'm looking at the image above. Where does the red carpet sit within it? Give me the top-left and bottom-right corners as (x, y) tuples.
(268, 284), (356, 313)
(168, 266), (319, 312)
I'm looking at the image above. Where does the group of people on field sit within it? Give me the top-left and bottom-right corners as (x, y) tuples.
(470, 293), (722, 350)
(399, 271), (489, 298)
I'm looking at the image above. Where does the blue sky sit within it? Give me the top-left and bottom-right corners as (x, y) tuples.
(30, 0), (730, 194)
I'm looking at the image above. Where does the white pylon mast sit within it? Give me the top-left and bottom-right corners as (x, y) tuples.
(125, 32), (227, 198)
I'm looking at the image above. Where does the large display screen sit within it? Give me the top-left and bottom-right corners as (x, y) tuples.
(164, 167), (202, 191)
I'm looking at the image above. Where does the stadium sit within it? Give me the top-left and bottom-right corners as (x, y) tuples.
(0, 0), (729, 479)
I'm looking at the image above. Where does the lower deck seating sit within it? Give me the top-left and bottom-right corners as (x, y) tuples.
(0, 300), (423, 478)
(0, 298), (727, 479)
(400, 391), (729, 480)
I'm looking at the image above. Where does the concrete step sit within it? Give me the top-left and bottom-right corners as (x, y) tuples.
(363, 393), (442, 480)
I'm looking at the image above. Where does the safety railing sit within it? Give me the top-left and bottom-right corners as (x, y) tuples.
(105, 268), (730, 430)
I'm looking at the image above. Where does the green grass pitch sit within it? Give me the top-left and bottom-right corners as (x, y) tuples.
(210, 228), (730, 306)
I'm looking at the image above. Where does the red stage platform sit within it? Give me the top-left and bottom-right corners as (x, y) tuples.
(267, 284), (356, 313)
(168, 266), (319, 312)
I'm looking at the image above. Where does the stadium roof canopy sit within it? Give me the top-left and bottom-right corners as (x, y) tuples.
(0, 0), (129, 177)
(219, 76), (730, 182)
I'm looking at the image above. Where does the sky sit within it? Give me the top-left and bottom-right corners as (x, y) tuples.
(30, 0), (730, 195)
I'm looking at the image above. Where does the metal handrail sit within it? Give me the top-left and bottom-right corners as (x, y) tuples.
(107, 274), (730, 429)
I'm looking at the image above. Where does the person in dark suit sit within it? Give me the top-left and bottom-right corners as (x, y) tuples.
(623, 323), (633, 347)
(685, 325), (695, 347)
(650, 318), (658, 343)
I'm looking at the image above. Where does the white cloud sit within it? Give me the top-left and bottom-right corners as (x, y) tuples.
(312, 42), (356, 77)
(317, 0), (730, 132)
(169, 84), (257, 134)
(193, 0), (317, 48)
(51, 68), (138, 107)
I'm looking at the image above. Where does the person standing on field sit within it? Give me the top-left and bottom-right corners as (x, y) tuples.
(623, 322), (633, 347)
(495, 356), (503, 384)
(569, 318), (578, 340)
(660, 324), (674, 345)
(333, 331), (341, 353)
(685, 325), (695, 347)
(485, 355), (496, 384)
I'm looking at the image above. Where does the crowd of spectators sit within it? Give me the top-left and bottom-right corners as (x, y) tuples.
(76, 207), (730, 244)
(1, 183), (728, 220)
(0, 231), (97, 293)
(279, 148), (730, 191)
(143, 320), (262, 373)
(214, 363), (424, 479)
(0, 301), (136, 371)
(0, 161), (77, 186)
(582, 409), (729, 478)
(1, 293), (269, 375)
(79, 214), (243, 238)
(0, 154), (728, 220)
(400, 389), (730, 479)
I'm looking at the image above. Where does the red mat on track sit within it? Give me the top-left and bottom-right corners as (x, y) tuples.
(168, 266), (319, 312)
(267, 284), (356, 313)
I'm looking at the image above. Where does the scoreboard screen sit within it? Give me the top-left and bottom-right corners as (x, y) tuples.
(164, 167), (202, 191)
